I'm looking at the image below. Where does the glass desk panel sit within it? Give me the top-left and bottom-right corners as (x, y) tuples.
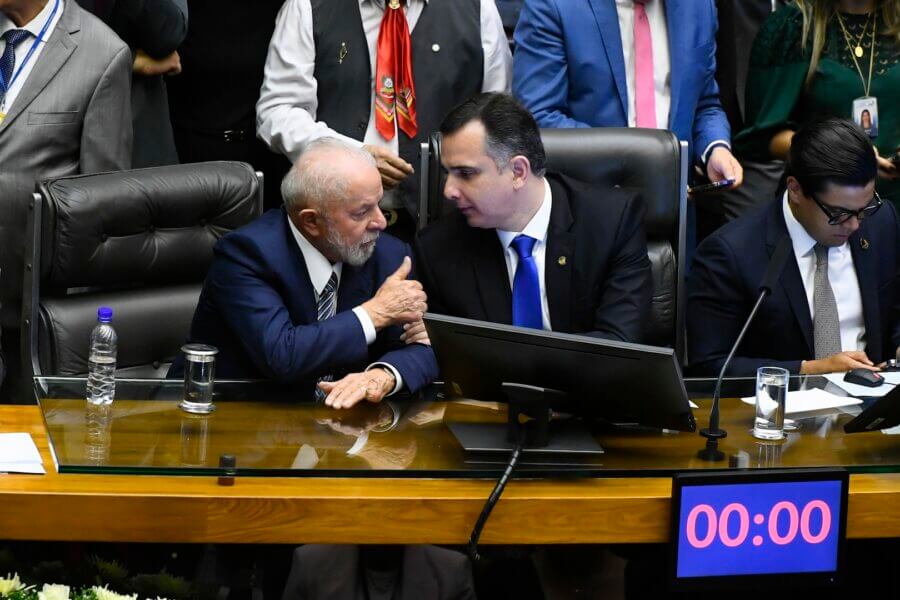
(35, 376), (900, 477)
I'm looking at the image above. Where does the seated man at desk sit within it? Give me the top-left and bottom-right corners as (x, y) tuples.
(176, 138), (438, 408)
(689, 117), (900, 377)
(412, 92), (652, 341)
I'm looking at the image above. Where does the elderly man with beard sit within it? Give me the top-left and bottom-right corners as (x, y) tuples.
(174, 138), (437, 408)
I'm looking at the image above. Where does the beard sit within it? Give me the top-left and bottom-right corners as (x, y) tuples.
(324, 227), (380, 266)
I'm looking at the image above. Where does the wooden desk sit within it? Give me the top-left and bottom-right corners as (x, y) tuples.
(3, 403), (900, 544)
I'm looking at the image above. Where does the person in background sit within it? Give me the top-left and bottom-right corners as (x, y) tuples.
(79, 0), (188, 168)
(0, 0), (132, 401)
(167, 0), (289, 209)
(256, 0), (512, 241)
(512, 0), (743, 256)
(736, 0), (900, 213)
(689, 118), (900, 377)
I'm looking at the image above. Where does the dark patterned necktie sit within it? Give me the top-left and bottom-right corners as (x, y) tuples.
(1, 29), (33, 101)
(313, 271), (339, 402)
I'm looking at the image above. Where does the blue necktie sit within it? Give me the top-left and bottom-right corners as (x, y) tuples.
(1, 29), (32, 97)
(511, 235), (542, 329)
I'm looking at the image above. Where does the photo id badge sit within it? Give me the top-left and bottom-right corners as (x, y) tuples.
(852, 96), (879, 139)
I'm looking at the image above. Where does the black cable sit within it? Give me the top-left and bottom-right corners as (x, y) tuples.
(467, 429), (527, 562)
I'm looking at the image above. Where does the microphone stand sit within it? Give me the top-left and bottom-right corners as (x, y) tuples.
(697, 235), (792, 461)
(697, 289), (771, 461)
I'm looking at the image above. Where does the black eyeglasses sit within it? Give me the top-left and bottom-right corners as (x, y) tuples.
(811, 190), (883, 225)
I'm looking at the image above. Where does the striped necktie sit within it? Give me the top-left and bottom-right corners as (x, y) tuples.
(313, 271), (339, 402)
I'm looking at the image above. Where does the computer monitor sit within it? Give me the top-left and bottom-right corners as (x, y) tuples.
(424, 313), (696, 432)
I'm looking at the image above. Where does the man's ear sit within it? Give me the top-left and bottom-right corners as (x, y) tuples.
(296, 208), (323, 237)
(785, 176), (803, 204)
(509, 155), (531, 190)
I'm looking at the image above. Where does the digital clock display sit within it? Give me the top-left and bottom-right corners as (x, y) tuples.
(671, 469), (848, 586)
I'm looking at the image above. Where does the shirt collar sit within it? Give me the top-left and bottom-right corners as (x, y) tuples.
(781, 191), (849, 258)
(287, 214), (343, 296)
(0, 0), (62, 41)
(496, 178), (553, 250)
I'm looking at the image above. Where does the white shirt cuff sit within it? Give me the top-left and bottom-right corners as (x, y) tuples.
(352, 306), (377, 345)
(701, 140), (731, 166)
(367, 362), (404, 396)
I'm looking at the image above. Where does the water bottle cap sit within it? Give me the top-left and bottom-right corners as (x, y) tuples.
(97, 306), (113, 322)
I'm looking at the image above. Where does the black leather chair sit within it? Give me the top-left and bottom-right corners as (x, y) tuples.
(21, 162), (263, 384)
(418, 128), (688, 361)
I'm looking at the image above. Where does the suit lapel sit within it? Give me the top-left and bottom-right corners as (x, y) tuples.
(545, 177), (574, 332)
(337, 262), (373, 314)
(0, 2), (78, 135)
(768, 201), (814, 354)
(279, 212), (319, 321)
(471, 228), (512, 324)
(587, 0), (628, 121)
(850, 225), (881, 359)
(664, 0), (684, 129)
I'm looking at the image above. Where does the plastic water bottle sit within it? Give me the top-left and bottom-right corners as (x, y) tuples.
(86, 306), (117, 405)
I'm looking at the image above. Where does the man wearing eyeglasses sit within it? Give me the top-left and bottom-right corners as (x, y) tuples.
(688, 117), (900, 377)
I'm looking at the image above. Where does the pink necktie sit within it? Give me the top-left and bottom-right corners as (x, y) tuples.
(633, 0), (657, 128)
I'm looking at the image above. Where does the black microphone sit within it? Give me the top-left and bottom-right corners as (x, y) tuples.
(698, 235), (792, 461)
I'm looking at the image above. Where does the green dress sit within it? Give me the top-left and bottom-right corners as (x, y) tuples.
(735, 5), (900, 206)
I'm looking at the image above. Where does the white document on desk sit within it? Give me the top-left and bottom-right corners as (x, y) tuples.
(741, 389), (862, 415)
(0, 432), (46, 474)
(822, 372), (900, 398)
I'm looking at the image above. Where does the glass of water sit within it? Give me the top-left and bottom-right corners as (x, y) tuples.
(179, 344), (218, 414)
(753, 366), (789, 440)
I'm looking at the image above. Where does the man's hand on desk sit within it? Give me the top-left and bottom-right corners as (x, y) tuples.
(319, 368), (396, 409)
(361, 256), (427, 330)
(800, 350), (878, 375)
(401, 320), (431, 346)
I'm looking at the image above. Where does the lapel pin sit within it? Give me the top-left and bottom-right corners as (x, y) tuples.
(557, 256), (567, 266)
(860, 238), (870, 250)
(339, 42), (348, 64)
(432, 43), (441, 53)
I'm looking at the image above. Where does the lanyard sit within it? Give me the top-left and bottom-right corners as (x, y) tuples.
(0, 0), (61, 93)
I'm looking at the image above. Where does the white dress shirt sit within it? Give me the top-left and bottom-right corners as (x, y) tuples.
(0, 0), (64, 114)
(614, 0), (727, 164)
(287, 216), (404, 393)
(782, 193), (866, 353)
(496, 178), (553, 331)
(257, 0), (512, 206)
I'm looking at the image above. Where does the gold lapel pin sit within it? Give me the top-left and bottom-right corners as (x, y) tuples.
(339, 42), (348, 64)
(557, 256), (567, 266)
(861, 238), (870, 250)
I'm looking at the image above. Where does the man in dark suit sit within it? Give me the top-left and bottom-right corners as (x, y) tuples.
(412, 93), (652, 342)
(689, 118), (900, 377)
(180, 138), (438, 408)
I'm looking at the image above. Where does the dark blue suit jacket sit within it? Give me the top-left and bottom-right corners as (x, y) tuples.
(414, 173), (652, 342)
(688, 198), (900, 376)
(174, 209), (438, 396)
(512, 0), (730, 160)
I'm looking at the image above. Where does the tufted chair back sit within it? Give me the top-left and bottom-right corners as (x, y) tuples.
(419, 128), (687, 360)
(22, 162), (263, 381)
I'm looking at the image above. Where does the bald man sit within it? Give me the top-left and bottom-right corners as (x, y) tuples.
(174, 138), (438, 408)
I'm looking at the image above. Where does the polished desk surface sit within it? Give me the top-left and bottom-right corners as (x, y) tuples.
(0, 376), (898, 544)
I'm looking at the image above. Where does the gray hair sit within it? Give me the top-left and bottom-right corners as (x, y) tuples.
(280, 137), (377, 211)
